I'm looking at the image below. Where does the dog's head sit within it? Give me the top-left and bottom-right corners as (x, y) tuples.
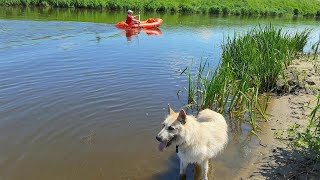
(156, 104), (187, 152)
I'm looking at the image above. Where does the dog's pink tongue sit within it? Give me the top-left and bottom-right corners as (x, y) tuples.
(158, 141), (168, 152)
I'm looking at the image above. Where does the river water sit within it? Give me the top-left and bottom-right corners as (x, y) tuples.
(0, 7), (319, 180)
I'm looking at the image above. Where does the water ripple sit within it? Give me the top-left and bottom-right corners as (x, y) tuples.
(0, 18), (320, 180)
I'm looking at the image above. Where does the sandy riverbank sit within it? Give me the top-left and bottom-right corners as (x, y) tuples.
(238, 57), (320, 179)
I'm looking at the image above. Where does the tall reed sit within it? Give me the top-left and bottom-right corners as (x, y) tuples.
(183, 25), (310, 131)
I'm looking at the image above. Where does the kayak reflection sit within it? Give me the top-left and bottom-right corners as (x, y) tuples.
(122, 28), (162, 41)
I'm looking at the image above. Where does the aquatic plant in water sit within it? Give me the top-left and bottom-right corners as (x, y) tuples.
(182, 25), (311, 132)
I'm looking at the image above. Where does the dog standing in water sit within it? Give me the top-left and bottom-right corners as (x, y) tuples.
(156, 105), (228, 180)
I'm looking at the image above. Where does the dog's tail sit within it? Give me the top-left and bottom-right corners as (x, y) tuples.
(197, 109), (225, 123)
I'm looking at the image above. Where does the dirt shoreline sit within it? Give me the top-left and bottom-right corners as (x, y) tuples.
(238, 57), (320, 179)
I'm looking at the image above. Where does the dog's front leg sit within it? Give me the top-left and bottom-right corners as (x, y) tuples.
(179, 160), (187, 179)
(201, 160), (209, 180)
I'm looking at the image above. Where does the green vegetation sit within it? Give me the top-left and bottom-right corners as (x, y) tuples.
(287, 92), (320, 159)
(2, 6), (319, 26)
(182, 25), (310, 131)
(285, 51), (320, 160)
(1, 0), (320, 17)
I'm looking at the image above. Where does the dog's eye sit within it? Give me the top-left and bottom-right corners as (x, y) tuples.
(168, 126), (174, 130)
(162, 124), (165, 127)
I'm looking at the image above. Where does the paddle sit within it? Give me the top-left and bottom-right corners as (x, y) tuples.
(139, 11), (141, 22)
(138, 11), (141, 29)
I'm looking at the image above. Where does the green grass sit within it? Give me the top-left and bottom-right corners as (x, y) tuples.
(1, 0), (320, 17)
(287, 92), (320, 159)
(182, 25), (310, 132)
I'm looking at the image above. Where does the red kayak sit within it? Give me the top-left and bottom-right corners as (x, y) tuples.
(116, 18), (163, 29)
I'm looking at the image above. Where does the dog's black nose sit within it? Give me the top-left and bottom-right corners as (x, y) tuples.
(156, 136), (161, 142)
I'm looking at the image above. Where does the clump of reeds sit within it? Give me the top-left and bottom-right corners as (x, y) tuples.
(182, 25), (311, 131)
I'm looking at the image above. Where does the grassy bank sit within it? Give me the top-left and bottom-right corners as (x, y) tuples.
(182, 25), (311, 132)
(1, 0), (320, 17)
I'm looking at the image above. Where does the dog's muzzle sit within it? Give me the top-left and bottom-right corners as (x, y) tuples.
(156, 135), (177, 152)
(156, 135), (161, 142)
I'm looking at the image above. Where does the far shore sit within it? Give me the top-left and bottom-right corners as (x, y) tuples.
(1, 0), (320, 18)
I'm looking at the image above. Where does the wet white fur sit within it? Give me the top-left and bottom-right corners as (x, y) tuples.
(160, 109), (228, 180)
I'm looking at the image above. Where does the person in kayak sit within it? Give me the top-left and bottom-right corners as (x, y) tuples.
(126, 10), (140, 26)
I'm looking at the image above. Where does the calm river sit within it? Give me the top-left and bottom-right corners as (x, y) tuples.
(0, 7), (319, 180)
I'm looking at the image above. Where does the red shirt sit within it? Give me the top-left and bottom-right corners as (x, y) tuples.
(126, 15), (134, 26)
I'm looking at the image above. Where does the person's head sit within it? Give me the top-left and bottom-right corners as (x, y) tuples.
(128, 10), (133, 15)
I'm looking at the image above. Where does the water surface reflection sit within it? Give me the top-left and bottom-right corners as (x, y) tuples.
(0, 7), (320, 180)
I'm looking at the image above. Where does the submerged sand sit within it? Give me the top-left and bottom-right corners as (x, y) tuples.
(238, 57), (320, 179)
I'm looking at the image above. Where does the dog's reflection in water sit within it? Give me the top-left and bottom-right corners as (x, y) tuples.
(179, 162), (215, 180)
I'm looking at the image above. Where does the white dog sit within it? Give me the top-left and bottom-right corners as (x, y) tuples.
(156, 105), (228, 180)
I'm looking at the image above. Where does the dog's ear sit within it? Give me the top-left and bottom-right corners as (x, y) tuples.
(168, 104), (174, 115)
(178, 109), (187, 124)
